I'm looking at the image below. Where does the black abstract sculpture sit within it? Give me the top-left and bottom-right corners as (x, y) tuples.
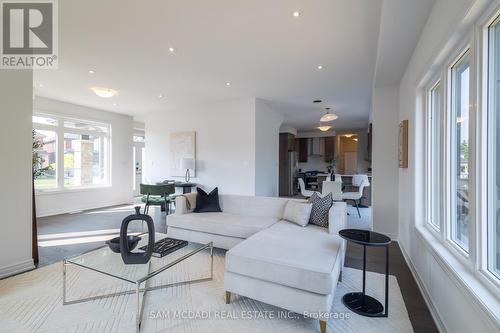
(120, 206), (155, 264)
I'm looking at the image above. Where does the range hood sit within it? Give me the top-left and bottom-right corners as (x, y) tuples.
(308, 137), (324, 156)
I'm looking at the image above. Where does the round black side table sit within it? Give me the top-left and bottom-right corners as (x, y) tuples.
(339, 229), (392, 317)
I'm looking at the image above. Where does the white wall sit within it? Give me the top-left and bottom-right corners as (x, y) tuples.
(279, 125), (297, 136)
(372, 85), (400, 239)
(355, 128), (370, 173)
(145, 98), (257, 195)
(0, 70), (35, 278)
(398, 0), (499, 332)
(34, 97), (134, 217)
(255, 99), (283, 197)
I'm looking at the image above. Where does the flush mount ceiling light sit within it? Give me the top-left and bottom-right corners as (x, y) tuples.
(292, 11), (300, 17)
(317, 65), (324, 70)
(317, 125), (331, 132)
(344, 134), (353, 138)
(168, 47), (175, 53)
(91, 87), (118, 98)
(320, 107), (338, 122)
(225, 82), (231, 86)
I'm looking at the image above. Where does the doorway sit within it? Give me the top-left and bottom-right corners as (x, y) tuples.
(133, 135), (145, 196)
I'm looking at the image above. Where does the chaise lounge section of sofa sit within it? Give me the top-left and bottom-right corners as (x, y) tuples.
(169, 193), (347, 333)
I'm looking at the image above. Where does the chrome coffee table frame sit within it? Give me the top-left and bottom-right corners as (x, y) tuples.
(62, 237), (213, 333)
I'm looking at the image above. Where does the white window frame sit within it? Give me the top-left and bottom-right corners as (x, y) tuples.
(33, 112), (112, 193)
(446, 47), (474, 258)
(417, 2), (500, 320)
(478, 9), (500, 288)
(425, 78), (444, 233)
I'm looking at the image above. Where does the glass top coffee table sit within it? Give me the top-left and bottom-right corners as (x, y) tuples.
(62, 233), (213, 332)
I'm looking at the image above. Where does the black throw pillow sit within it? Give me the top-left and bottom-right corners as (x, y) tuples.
(193, 187), (222, 213)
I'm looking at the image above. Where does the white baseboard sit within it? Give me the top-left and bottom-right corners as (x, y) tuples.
(399, 244), (447, 333)
(386, 233), (398, 242)
(0, 259), (35, 279)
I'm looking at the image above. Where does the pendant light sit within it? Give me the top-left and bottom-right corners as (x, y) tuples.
(320, 107), (338, 122)
(317, 124), (332, 131)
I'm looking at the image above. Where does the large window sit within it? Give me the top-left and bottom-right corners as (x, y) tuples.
(422, 8), (500, 294)
(487, 16), (500, 279)
(33, 129), (57, 189)
(450, 52), (471, 252)
(427, 81), (443, 229)
(63, 133), (108, 187)
(33, 114), (110, 191)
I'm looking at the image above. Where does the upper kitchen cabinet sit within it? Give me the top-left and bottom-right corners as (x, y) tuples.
(324, 136), (335, 162)
(298, 138), (308, 162)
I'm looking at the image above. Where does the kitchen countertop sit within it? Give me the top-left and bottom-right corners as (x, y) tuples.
(299, 173), (373, 178)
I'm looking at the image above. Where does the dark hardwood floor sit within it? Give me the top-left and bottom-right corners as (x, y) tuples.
(344, 241), (438, 333)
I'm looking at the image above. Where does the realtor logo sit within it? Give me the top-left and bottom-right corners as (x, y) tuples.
(1, 0), (58, 68)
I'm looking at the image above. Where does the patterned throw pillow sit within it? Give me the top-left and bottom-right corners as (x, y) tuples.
(308, 192), (333, 228)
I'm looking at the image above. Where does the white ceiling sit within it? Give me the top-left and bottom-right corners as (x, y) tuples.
(374, 0), (435, 87)
(34, 0), (434, 131)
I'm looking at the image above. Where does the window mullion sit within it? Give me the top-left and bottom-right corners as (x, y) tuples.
(468, 30), (479, 269)
(439, 70), (446, 238)
(444, 66), (453, 244)
(56, 121), (64, 189)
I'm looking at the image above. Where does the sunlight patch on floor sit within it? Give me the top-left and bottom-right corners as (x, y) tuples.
(38, 230), (142, 247)
(38, 228), (121, 240)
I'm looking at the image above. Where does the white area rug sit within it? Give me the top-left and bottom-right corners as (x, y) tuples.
(0, 249), (413, 333)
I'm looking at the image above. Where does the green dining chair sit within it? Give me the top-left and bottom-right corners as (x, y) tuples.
(140, 183), (175, 215)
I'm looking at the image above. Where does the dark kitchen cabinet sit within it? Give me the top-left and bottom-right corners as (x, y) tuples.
(298, 138), (308, 162)
(324, 136), (335, 162)
(279, 133), (296, 196)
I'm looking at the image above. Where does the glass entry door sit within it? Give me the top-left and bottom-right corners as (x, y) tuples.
(133, 138), (145, 196)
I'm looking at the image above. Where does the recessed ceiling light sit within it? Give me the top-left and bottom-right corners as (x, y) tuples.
(38, 83), (43, 88)
(91, 87), (118, 98)
(113, 103), (117, 106)
(317, 65), (323, 70)
(168, 47), (175, 53)
(88, 70), (95, 74)
(313, 100), (322, 104)
(292, 11), (300, 17)
(344, 134), (353, 138)
(158, 94), (164, 99)
(225, 82), (231, 86)
(353, 138), (358, 142)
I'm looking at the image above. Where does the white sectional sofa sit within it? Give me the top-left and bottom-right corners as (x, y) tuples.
(169, 193), (347, 333)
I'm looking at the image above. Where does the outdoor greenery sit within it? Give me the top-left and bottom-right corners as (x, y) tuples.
(461, 141), (469, 161)
(32, 129), (52, 180)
